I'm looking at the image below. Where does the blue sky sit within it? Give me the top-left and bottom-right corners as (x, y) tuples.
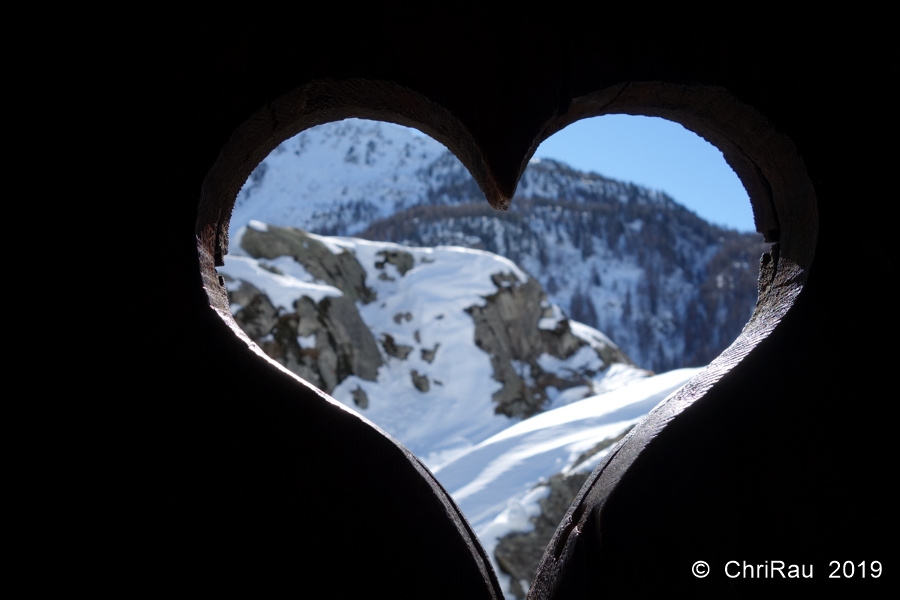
(533, 115), (754, 233)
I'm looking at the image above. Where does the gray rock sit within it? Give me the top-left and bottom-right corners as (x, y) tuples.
(375, 249), (415, 275)
(229, 281), (279, 340)
(421, 343), (440, 363)
(257, 262), (283, 275)
(381, 334), (413, 360)
(351, 386), (369, 409)
(226, 281), (382, 394)
(465, 274), (632, 419)
(411, 370), (430, 392)
(319, 296), (383, 382)
(241, 224), (376, 304)
(542, 322), (634, 371)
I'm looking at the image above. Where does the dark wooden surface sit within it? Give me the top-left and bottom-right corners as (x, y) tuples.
(134, 15), (892, 597)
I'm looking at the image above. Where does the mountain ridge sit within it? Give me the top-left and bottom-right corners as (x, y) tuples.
(233, 118), (767, 372)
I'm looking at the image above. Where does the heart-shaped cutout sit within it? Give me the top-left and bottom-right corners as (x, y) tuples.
(219, 115), (765, 598)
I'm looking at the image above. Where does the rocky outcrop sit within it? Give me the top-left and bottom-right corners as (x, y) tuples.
(466, 275), (634, 419)
(242, 224), (376, 303)
(230, 223), (635, 419)
(229, 224), (385, 392)
(381, 334), (413, 360)
(421, 343), (440, 363)
(411, 370), (430, 392)
(358, 176), (768, 373)
(375, 249), (415, 276)
(229, 279), (279, 339)
(351, 386), (369, 409)
(227, 283), (382, 395)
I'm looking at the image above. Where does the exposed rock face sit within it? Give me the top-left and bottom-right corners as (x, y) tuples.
(393, 311), (412, 324)
(375, 249), (415, 275)
(411, 370), (430, 392)
(466, 275), (634, 419)
(229, 224), (384, 392)
(381, 334), (413, 360)
(230, 279), (279, 340)
(228, 223), (635, 421)
(494, 427), (634, 599)
(242, 224), (376, 304)
(319, 296), (383, 383)
(351, 386), (369, 409)
(226, 272), (382, 394)
(421, 343), (440, 363)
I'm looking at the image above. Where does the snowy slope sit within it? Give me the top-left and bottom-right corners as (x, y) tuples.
(220, 225), (649, 467)
(218, 224), (701, 597)
(434, 368), (700, 596)
(231, 119), (446, 238)
(436, 368), (699, 530)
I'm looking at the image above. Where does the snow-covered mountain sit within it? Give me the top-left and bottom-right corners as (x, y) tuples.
(223, 118), (764, 597)
(230, 118), (447, 237)
(232, 118), (768, 372)
(222, 222), (648, 466)
(435, 367), (699, 598)
(220, 221), (699, 598)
